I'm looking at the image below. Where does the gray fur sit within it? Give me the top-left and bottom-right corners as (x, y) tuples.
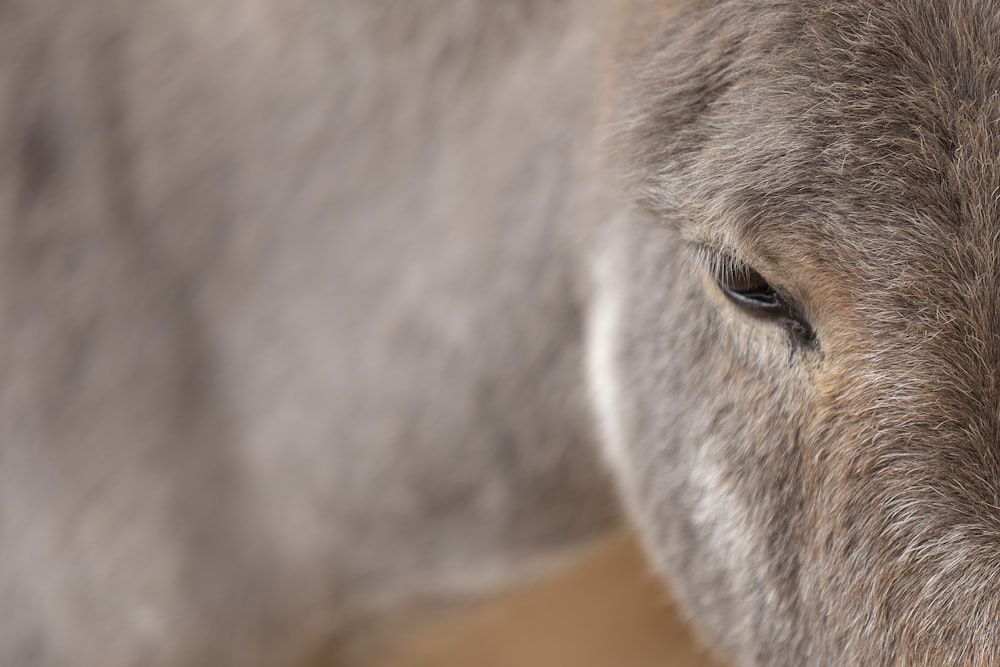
(4, 0), (1000, 665)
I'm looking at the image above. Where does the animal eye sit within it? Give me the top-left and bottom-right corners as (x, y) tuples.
(711, 256), (816, 347)
(716, 263), (783, 314)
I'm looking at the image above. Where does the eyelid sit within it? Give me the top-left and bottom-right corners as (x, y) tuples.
(707, 253), (750, 286)
(685, 242), (755, 283)
(687, 242), (796, 300)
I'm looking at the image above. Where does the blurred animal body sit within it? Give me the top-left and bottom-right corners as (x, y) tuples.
(5, 0), (1000, 665)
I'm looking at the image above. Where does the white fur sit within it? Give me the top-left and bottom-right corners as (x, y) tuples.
(586, 232), (630, 484)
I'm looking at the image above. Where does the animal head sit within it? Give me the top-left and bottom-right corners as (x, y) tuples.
(595, 0), (1000, 663)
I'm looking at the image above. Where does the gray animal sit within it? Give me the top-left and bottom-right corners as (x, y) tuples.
(4, 0), (1000, 665)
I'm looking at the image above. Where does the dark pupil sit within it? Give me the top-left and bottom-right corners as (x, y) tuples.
(720, 267), (779, 308)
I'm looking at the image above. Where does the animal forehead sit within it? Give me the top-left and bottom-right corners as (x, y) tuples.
(683, 0), (1000, 271)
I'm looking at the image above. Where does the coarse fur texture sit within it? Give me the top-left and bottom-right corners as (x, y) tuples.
(606, 1), (1000, 663)
(4, 0), (1000, 665)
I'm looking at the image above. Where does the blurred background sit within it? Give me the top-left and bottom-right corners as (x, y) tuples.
(375, 535), (725, 667)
